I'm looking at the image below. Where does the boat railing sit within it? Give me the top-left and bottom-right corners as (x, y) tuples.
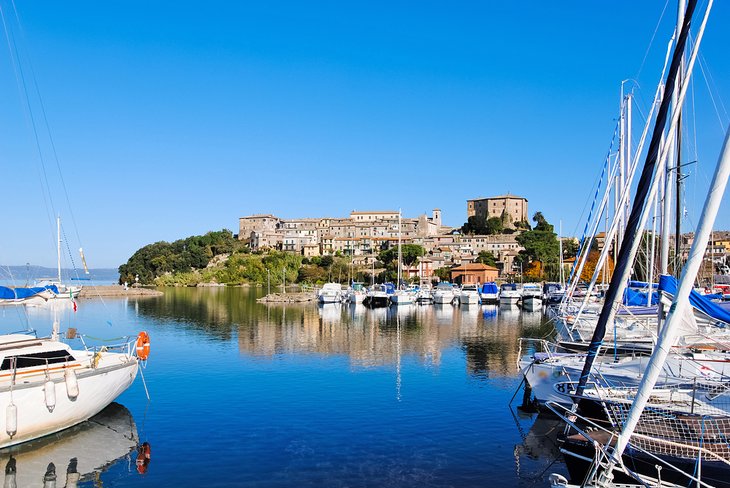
(79, 335), (135, 360)
(546, 399), (721, 488)
(516, 337), (559, 368)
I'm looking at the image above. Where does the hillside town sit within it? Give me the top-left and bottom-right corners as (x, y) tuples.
(239, 194), (530, 281)
(238, 194), (730, 284)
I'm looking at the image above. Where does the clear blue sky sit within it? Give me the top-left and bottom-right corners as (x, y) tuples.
(0, 1), (728, 269)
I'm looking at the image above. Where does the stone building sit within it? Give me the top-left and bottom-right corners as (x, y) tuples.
(466, 194), (528, 228)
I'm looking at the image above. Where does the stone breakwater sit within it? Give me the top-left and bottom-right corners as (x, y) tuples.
(78, 286), (164, 298)
(257, 292), (316, 303)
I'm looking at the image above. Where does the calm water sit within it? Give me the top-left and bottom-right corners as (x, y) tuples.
(0, 287), (569, 487)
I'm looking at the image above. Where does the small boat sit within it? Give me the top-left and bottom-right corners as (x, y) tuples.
(521, 283), (543, 310)
(344, 282), (366, 304)
(0, 285), (59, 305)
(499, 283), (522, 306)
(415, 285), (433, 304)
(0, 331), (142, 449)
(432, 282), (457, 305)
(390, 288), (414, 306)
(459, 284), (481, 306)
(317, 282), (343, 304)
(479, 282), (499, 304)
(363, 283), (394, 308)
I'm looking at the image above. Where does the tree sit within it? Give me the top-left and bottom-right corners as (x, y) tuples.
(515, 212), (560, 279)
(485, 217), (503, 235)
(562, 238), (579, 259)
(476, 251), (497, 267)
(461, 215), (487, 235)
(433, 267), (452, 282)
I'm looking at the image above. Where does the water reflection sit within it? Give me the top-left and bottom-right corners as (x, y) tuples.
(512, 412), (569, 483)
(134, 288), (554, 379)
(0, 403), (141, 487)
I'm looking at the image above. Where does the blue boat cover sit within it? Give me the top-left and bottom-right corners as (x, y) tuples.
(628, 280), (658, 289)
(659, 274), (730, 326)
(623, 288), (659, 306)
(0, 285), (59, 300)
(481, 282), (498, 294)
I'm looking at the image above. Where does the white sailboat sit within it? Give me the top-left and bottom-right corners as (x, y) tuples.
(34, 217), (83, 300)
(0, 331), (145, 449)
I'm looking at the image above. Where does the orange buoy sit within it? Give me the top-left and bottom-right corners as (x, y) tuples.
(136, 331), (151, 360)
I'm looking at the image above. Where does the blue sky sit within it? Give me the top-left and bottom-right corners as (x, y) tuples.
(0, 1), (728, 269)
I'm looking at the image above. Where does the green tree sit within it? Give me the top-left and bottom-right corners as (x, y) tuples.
(515, 212), (560, 279)
(485, 217), (503, 235)
(433, 267), (452, 282)
(461, 215), (487, 235)
(476, 251), (497, 267)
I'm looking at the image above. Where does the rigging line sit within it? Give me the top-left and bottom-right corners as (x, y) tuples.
(0, 4), (58, 244)
(697, 52), (728, 134)
(10, 0), (86, 249)
(634, 0), (671, 82)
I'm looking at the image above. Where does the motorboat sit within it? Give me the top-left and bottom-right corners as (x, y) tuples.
(317, 282), (343, 304)
(479, 282), (499, 304)
(458, 284), (481, 306)
(432, 282), (457, 305)
(363, 283), (394, 308)
(521, 283), (543, 310)
(499, 283), (522, 305)
(344, 282), (366, 304)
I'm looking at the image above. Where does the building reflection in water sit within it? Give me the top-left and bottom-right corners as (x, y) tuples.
(133, 288), (554, 379)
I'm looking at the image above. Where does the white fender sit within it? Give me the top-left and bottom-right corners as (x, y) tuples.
(65, 368), (79, 399)
(6, 402), (17, 438)
(44, 380), (56, 412)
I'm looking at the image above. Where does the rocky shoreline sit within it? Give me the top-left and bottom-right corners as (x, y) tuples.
(78, 286), (164, 298)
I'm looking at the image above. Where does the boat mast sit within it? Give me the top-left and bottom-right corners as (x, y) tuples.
(397, 210), (402, 287)
(614, 100), (729, 467)
(575, 0), (703, 397)
(57, 216), (62, 284)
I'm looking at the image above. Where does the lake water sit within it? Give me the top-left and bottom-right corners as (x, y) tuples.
(0, 287), (569, 487)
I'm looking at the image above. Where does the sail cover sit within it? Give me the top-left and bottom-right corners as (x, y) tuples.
(659, 274), (730, 325)
(0, 285), (59, 300)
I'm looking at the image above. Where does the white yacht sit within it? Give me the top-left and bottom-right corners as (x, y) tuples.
(432, 282), (457, 305)
(499, 283), (522, 305)
(459, 284), (481, 306)
(317, 283), (343, 304)
(521, 283), (543, 310)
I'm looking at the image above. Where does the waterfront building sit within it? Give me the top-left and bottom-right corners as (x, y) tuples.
(450, 263), (499, 285)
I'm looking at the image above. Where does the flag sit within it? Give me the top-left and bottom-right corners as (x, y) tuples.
(72, 300), (77, 312)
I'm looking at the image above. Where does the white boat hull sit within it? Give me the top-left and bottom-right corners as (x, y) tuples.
(0, 355), (138, 449)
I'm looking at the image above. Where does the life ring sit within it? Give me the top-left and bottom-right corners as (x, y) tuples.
(136, 331), (151, 360)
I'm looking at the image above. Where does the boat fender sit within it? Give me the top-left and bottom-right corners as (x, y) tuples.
(136, 331), (151, 360)
(44, 380), (56, 412)
(6, 403), (17, 438)
(65, 368), (79, 399)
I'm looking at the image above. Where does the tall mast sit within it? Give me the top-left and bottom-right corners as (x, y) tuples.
(397, 210), (402, 287)
(57, 216), (62, 283)
(576, 0), (703, 397)
(614, 105), (729, 465)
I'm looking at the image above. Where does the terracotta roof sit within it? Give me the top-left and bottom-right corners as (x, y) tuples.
(451, 263), (499, 271)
